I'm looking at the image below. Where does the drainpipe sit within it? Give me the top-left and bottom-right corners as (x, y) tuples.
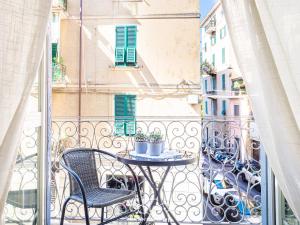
(78, 0), (82, 144)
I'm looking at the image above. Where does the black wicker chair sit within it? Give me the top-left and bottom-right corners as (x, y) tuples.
(59, 148), (144, 225)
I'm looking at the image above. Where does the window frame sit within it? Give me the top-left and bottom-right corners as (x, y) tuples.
(115, 25), (137, 67)
(222, 47), (225, 64)
(114, 94), (136, 136)
(221, 100), (227, 116)
(221, 74), (226, 90)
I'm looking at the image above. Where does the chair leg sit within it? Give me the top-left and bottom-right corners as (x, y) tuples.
(60, 197), (71, 225)
(83, 201), (90, 225)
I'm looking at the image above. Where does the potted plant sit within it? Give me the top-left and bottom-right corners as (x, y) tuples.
(134, 131), (148, 154)
(148, 131), (164, 156)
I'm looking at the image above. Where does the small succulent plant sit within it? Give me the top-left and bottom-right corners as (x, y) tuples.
(134, 131), (148, 142)
(148, 131), (163, 143)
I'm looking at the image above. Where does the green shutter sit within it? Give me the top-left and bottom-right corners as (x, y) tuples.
(115, 95), (126, 135)
(211, 34), (216, 45)
(204, 79), (208, 92)
(115, 26), (126, 65)
(220, 26), (227, 39)
(52, 43), (58, 62)
(212, 54), (215, 67)
(212, 76), (216, 90)
(114, 95), (136, 136)
(115, 48), (125, 63)
(126, 26), (137, 64)
(222, 100), (227, 116)
(126, 48), (136, 63)
(222, 74), (226, 90)
(125, 95), (136, 135)
(222, 48), (225, 64)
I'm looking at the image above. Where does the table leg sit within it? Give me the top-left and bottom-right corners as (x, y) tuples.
(126, 164), (145, 221)
(138, 166), (180, 225)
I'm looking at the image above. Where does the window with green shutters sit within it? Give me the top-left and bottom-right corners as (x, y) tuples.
(222, 48), (225, 64)
(52, 43), (58, 62)
(220, 26), (227, 39)
(221, 100), (227, 116)
(205, 101), (208, 115)
(212, 76), (216, 90)
(115, 25), (137, 66)
(221, 74), (226, 90)
(114, 95), (136, 136)
(210, 34), (216, 46)
(212, 54), (215, 67)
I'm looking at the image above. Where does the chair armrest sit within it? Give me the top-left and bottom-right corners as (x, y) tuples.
(89, 149), (140, 192)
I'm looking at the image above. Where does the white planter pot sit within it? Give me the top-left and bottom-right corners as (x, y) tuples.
(147, 142), (163, 156)
(134, 141), (147, 154)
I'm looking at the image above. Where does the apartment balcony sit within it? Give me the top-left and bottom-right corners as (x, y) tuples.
(204, 19), (216, 34)
(6, 116), (263, 225)
(205, 89), (247, 99)
(52, 0), (67, 11)
(52, 63), (67, 86)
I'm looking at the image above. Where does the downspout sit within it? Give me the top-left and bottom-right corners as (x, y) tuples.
(78, 0), (83, 144)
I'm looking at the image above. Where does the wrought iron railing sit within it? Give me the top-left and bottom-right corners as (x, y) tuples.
(205, 89), (247, 96)
(5, 128), (39, 224)
(205, 18), (216, 33)
(50, 117), (262, 224)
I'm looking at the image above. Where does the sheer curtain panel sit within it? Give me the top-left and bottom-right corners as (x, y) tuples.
(0, 1), (51, 223)
(221, 0), (300, 219)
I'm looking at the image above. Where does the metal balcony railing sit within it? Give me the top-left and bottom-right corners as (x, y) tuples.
(50, 117), (262, 224)
(205, 19), (216, 34)
(205, 89), (247, 97)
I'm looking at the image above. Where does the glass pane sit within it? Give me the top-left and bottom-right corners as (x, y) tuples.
(5, 127), (39, 225)
(283, 197), (300, 225)
(5, 73), (41, 224)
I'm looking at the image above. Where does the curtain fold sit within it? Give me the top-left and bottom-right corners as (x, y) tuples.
(221, 0), (300, 219)
(0, 1), (51, 223)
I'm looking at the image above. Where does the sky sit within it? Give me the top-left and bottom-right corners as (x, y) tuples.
(200, 0), (218, 20)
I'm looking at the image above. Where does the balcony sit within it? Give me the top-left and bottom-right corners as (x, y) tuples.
(201, 61), (217, 76)
(205, 19), (216, 34)
(5, 117), (263, 225)
(52, 63), (67, 85)
(205, 89), (247, 98)
(49, 117), (261, 224)
(52, 0), (67, 11)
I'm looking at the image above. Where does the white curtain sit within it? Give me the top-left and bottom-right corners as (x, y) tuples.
(0, 0), (51, 223)
(221, 0), (300, 220)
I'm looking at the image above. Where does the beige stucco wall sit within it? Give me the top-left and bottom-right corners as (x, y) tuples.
(53, 0), (201, 117)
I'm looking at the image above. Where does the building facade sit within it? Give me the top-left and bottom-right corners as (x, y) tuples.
(200, 1), (249, 119)
(51, 0), (201, 129)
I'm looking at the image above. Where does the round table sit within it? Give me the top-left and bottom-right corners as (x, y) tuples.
(116, 150), (197, 225)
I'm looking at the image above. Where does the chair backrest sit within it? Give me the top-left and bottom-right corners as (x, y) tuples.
(62, 149), (99, 195)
